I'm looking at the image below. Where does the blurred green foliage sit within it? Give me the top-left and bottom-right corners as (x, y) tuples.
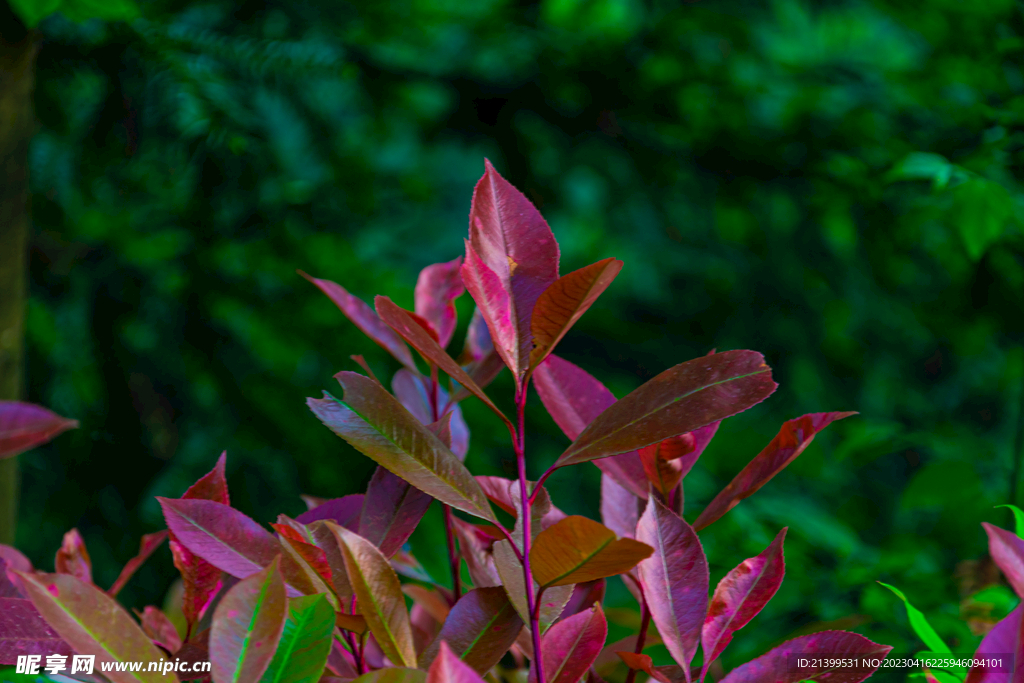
(12, 0), (1024, 678)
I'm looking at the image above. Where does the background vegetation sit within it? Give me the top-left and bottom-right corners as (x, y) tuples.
(5, 0), (1024, 677)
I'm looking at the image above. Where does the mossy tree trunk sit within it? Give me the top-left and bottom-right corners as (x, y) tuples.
(0, 4), (37, 545)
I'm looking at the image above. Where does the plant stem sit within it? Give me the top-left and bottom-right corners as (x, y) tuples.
(513, 384), (546, 683)
(624, 593), (651, 683)
(431, 368), (462, 602)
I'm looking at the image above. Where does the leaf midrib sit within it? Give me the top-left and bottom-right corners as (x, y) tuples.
(344, 539), (414, 667)
(540, 532), (615, 588)
(234, 570), (274, 683)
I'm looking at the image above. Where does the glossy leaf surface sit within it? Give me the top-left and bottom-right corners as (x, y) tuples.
(694, 411), (855, 530)
(308, 372), (495, 522)
(420, 587), (522, 673)
(718, 631), (892, 683)
(415, 257), (465, 348)
(531, 515), (653, 588)
(0, 401), (78, 460)
(557, 350), (777, 467)
(636, 496), (708, 672)
(532, 604), (607, 683)
(426, 640), (489, 683)
(209, 558), (288, 683)
(183, 452), (230, 505)
(258, 594), (334, 683)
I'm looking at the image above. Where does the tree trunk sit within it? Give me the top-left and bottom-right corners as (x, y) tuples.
(0, 5), (37, 545)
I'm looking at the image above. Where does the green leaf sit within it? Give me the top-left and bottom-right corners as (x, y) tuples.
(258, 594), (335, 683)
(58, 0), (140, 22)
(878, 582), (951, 655)
(996, 504), (1024, 538)
(951, 178), (1013, 261)
(6, 0), (60, 27)
(885, 152), (968, 190)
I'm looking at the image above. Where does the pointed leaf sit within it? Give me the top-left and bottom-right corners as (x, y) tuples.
(158, 497), (313, 597)
(718, 631), (893, 683)
(109, 531), (168, 597)
(531, 516), (653, 588)
(985, 523), (1024, 599)
(462, 159), (560, 387)
(183, 452), (230, 505)
(308, 372), (495, 523)
(299, 272), (416, 369)
(415, 258), (465, 349)
(0, 597), (73, 663)
(529, 258), (622, 371)
(138, 605), (182, 653)
(170, 539), (222, 630)
(427, 640), (489, 683)
(326, 521), (417, 668)
(532, 604), (607, 683)
(54, 529), (92, 583)
(557, 351), (776, 467)
(375, 296), (511, 429)
(878, 583), (951, 653)
(295, 495), (363, 528)
(209, 556), (287, 683)
(352, 670), (427, 683)
(702, 528), (787, 678)
(359, 467), (434, 558)
(0, 401), (78, 459)
(616, 652), (674, 683)
(966, 605), (1024, 683)
(258, 594), (334, 683)
(694, 411), (855, 530)
(636, 496), (708, 672)
(15, 571), (170, 683)
(420, 587), (522, 673)
(534, 355), (648, 498)
(997, 505), (1024, 539)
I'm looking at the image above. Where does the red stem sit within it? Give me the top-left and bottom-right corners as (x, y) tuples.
(624, 581), (651, 683)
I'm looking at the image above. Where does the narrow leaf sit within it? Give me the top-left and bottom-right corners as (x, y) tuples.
(375, 296), (511, 429)
(326, 521), (417, 668)
(15, 570), (170, 683)
(701, 528), (787, 678)
(415, 258), (465, 348)
(694, 411), (856, 531)
(427, 640), (489, 683)
(557, 351), (777, 468)
(272, 523), (339, 611)
(878, 583), (951, 653)
(299, 271), (417, 369)
(636, 496), (708, 673)
(718, 631), (893, 683)
(533, 604), (607, 683)
(985, 523), (1024, 599)
(308, 372), (496, 523)
(258, 594), (334, 683)
(420, 587), (523, 673)
(54, 529), (92, 584)
(534, 355), (648, 498)
(0, 597), (73, 663)
(295, 495), (363, 528)
(109, 531), (168, 597)
(529, 258), (622, 371)
(209, 556), (288, 683)
(997, 505), (1024, 539)
(531, 516), (653, 588)
(0, 401), (78, 459)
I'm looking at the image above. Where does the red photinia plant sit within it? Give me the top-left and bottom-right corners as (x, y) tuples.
(0, 161), (894, 683)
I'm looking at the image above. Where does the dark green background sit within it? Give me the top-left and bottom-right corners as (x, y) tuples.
(11, 0), (1024, 677)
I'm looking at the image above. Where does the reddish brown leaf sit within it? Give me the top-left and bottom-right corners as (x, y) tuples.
(531, 516), (653, 588)
(0, 401), (78, 460)
(170, 540), (222, 631)
(616, 652), (674, 683)
(108, 531), (168, 597)
(718, 631), (892, 683)
(561, 579), (606, 620)
(182, 451), (230, 505)
(138, 605), (182, 653)
(533, 604), (607, 683)
(451, 518), (501, 589)
(54, 529), (92, 584)
(693, 412), (857, 531)
(415, 257), (465, 348)
(359, 467), (434, 559)
(420, 587), (523, 673)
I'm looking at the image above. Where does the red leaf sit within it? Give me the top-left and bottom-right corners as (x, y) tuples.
(636, 496), (708, 672)
(984, 523), (1024, 598)
(299, 271), (417, 370)
(534, 354), (648, 498)
(421, 587), (523, 674)
(966, 605), (1024, 683)
(182, 451), (229, 505)
(556, 351), (777, 468)
(718, 631), (892, 683)
(108, 531), (168, 597)
(639, 422), (721, 497)
(295, 494), (364, 528)
(694, 412), (857, 531)
(702, 528), (787, 679)
(359, 467), (434, 558)
(415, 257), (465, 348)
(0, 597), (73, 664)
(138, 605), (182, 653)
(271, 522), (334, 587)
(462, 159), (560, 387)
(427, 640), (489, 683)
(54, 529), (92, 584)
(616, 652), (675, 683)
(0, 401), (78, 460)
(532, 604), (607, 683)
(561, 579), (606, 620)
(170, 540), (222, 631)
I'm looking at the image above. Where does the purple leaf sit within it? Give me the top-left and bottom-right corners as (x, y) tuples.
(451, 518), (501, 589)
(299, 271), (417, 370)
(636, 495), (708, 673)
(460, 307), (493, 363)
(600, 474), (644, 540)
(718, 631), (893, 683)
(108, 531), (168, 597)
(461, 159), (560, 388)
(420, 587), (523, 674)
(701, 528), (787, 679)
(556, 351), (777, 468)
(182, 451), (230, 505)
(359, 467), (434, 558)
(0, 597), (73, 664)
(984, 523), (1024, 598)
(415, 257), (465, 349)
(694, 412), (856, 531)
(392, 369), (470, 459)
(561, 579), (606, 620)
(427, 640), (488, 683)
(966, 605), (1024, 683)
(0, 401), (78, 460)
(295, 494), (364, 528)
(532, 604), (607, 683)
(0, 558), (23, 598)
(534, 354), (648, 498)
